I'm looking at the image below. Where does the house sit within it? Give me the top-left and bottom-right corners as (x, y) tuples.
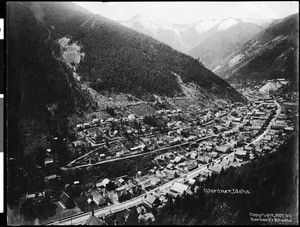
(187, 162), (198, 171)
(126, 181), (137, 193)
(130, 143), (145, 151)
(190, 152), (198, 159)
(208, 163), (223, 173)
(96, 182), (105, 188)
(211, 151), (218, 158)
(92, 118), (99, 124)
(262, 135), (272, 142)
(149, 176), (161, 186)
(197, 156), (210, 164)
(213, 125), (223, 133)
(255, 147), (263, 153)
(172, 156), (184, 164)
(44, 157), (54, 166)
(24, 191), (46, 205)
(59, 191), (76, 209)
(166, 164), (174, 170)
(163, 169), (177, 179)
(262, 146), (272, 153)
(117, 178), (125, 185)
(99, 154), (106, 160)
(220, 158), (231, 168)
(215, 146), (230, 153)
(233, 117), (242, 122)
(230, 162), (242, 168)
(141, 180), (153, 191)
(144, 194), (161, 208)
(116, 185), (128, 197)
(86, 209), (107, 225)
(271, 124), (286, 130)
(102, 179), (110, 187)
(188, 178), (196, 186)
(170, 182), (189, 196)
(72, 140), (85, 148)
(226, 141), (238, 149)
(90, 190), (106, 206)
(235, 149), (248, 159)
(76, 124), (84, 130)
(83, 122), (91, 129)
(284, 126), (294, 132)
(45, 174), (58, 181)
(244, 146), (254, 152)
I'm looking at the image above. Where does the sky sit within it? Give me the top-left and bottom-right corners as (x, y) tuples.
(75, 1), (299, 24)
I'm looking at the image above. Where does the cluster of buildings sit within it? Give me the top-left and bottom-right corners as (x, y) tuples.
(9, 86), (298, 225)
(67, 101), (243, 168)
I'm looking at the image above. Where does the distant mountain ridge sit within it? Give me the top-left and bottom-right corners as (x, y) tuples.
(120, 15), (274, 67)
(214, 13), (299, 86)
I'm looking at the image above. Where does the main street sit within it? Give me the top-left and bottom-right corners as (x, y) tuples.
(245, 97), (281, 147)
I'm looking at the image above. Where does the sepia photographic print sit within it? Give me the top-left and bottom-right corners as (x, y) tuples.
(6, 1), (299, 225)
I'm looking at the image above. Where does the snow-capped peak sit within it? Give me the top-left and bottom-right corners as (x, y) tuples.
(195, 19), (222, 34)
(218, 18), (239, 31)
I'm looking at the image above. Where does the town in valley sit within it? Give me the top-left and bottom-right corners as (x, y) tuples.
(6, 1), (298, 226)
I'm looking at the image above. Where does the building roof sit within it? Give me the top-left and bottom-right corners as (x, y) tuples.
(235, 149), (247, 156)
(173, 156), (183, 163)
(45, 157), (54, 164)
(188, 178), (196, 185)
(86, 215), (107, 225)
(170, 182), (189, 194)
(211, 151), (218, 157)
(262, 135), (272, 141)
(145, 194), (159, 205)
(59, 191), (70, 205)
(45, 174), (57, 180)
(102, 178), (110, 186)
(91, 190), (106, 205)
(190, 152), (198, 159)
(244, 146), (254, 151)
(96, 182), (104, 188)
(216, 146), (229, 153)
(208, 163), (223, 173)
(166, 164), (173, 169)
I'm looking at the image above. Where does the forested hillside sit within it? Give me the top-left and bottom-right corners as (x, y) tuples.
(35, 2), (244, 102)
(215, 13), (299, 86)
(7, 2), (96, 159)
(7, 1), (246, 159)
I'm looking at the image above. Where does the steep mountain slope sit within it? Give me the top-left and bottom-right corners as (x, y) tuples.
(34, 2), (244, 102)
(7, 1), (245, 159)
(188, 19), (265, 71)
(7, 2), (97, 159)
(121, 15), (273, 59)
(214, 13), (299, 86)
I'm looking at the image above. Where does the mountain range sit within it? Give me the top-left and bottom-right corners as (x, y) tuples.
(121, 13), (298, 88)
(214, 13), (299, 84)
(120, 15), (274, 70)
